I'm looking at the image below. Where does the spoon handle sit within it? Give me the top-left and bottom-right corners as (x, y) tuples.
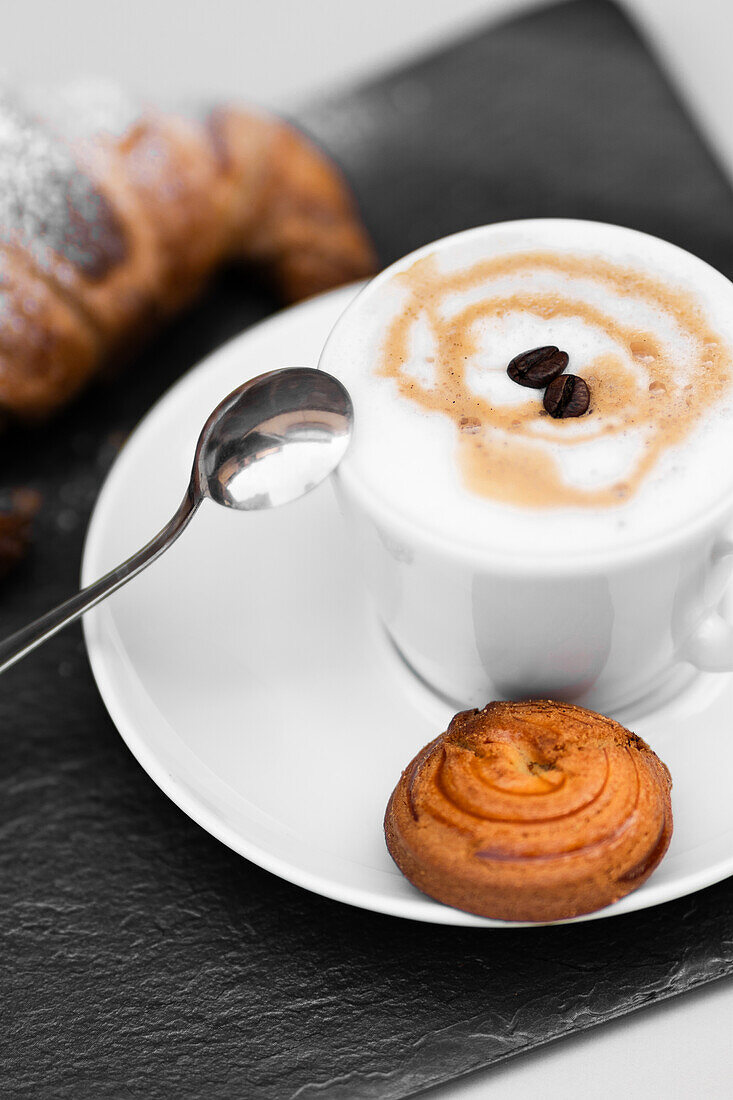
(0, 493), (197, 675)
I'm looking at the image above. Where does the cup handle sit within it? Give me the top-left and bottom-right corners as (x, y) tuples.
(682, 539), (733, 671)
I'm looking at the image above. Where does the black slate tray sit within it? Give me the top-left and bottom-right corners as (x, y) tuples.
(3, 1), (733, 1097)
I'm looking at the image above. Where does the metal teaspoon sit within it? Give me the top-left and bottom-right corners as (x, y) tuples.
(0, 367), (353, 674)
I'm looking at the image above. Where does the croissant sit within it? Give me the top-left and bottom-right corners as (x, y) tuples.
(385, 700), (673, 922)
(0, 81), (376, 574)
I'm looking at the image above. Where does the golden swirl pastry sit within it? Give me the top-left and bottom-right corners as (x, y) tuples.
(384, 700), (673, 922)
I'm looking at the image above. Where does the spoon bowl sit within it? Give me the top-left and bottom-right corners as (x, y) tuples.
(196, 368), (353, 510)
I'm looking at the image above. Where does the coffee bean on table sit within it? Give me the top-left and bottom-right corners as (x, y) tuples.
(543, 374), (591, 418)
(507, 346), (569, 388)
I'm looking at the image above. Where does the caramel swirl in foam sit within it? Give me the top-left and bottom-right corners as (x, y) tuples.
(384, 701), (673, 922)
(379, 251), (733, 508)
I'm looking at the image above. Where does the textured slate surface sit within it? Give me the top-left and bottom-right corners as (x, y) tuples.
(3, 1), (733, 1096)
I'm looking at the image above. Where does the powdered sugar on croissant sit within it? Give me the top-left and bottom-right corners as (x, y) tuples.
(0, 80), (376, 419)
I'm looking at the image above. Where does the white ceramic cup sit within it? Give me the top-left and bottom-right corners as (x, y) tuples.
(321, 220), (733, 715)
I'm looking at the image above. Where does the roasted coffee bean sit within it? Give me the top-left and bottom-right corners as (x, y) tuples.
(507, 346), (569, 388)
(543, 374), (590, 418)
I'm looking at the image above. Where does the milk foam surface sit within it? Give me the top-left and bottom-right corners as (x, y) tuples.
(325, 221), (733, 558)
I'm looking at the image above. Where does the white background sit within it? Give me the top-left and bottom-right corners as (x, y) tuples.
(2, 2), (732, 1097)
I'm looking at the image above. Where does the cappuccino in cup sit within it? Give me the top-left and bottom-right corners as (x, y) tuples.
(324, 221), (733, 711)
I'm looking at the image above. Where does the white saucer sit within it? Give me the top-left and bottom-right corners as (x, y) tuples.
(83, 284), (733, 927)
